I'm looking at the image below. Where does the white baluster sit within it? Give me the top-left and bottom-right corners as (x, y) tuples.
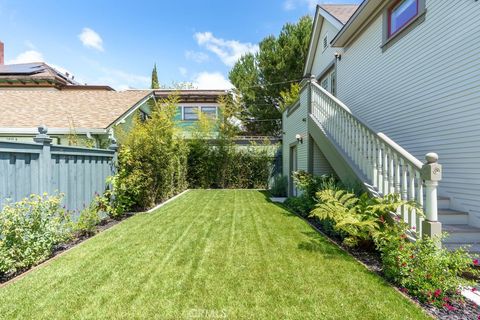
(409, 164), (416, 231)
(400, 158), (408, 223)
(416, 170), (423, 237)
(389, 150), (395, 194)
(383, 145), (389, 194)
(372, 136), (378, 188)
(377, 144), (383, 195)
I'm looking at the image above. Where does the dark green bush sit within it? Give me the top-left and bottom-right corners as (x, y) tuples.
(269, 175), (288, 197)
(186, 96), (274, 189)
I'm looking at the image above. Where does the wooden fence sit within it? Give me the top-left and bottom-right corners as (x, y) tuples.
(0, 126), (117, 213)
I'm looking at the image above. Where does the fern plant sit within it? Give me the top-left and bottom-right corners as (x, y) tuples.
(310, 189), (422, 247)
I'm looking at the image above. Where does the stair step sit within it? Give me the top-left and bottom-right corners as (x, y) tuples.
(438, 196), (451, 210)
(443, 242), (480, 259)
(443, 224), (480, 243)
(438, 209), (469, 225)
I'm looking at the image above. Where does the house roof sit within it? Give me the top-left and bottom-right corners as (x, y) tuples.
(0, 62), (78, 88)
(0, 89), (152, 130)
(320, 4), (360, 24)
(331, 0), (383, 47)
(153, 89), (228, 103)
(304, 4), (359, 77)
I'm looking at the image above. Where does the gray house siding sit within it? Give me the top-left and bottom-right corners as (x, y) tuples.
(335, 1), (480, 226)
(282, 86), (310, 194)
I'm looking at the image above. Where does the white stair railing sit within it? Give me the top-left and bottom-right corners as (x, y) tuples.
(307, 80), (442, 239)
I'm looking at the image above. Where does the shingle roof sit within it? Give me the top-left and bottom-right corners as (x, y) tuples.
(320, 4), (359, 24)
(0, 89), (152, 129)
(0, 62), (78, 87)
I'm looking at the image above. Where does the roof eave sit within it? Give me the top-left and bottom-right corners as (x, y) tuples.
(303, 5), (344, 77)
(331, 0), (383, 47)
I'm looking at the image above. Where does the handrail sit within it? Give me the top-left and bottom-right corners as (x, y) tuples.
(305, 79), (442, 240)
(311, 81), (422, 169)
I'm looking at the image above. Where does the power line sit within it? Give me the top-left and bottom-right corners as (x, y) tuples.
(228, 78), (303, 91)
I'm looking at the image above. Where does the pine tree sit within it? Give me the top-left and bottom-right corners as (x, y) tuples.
(151, 63), (159, 89)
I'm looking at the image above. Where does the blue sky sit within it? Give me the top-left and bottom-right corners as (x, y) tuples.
(0, 0), (360, 90)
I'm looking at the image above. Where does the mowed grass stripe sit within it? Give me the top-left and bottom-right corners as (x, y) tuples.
(0, 190), (429, 319)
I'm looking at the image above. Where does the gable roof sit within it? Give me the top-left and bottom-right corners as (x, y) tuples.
(320, 4), (360, 25)
(0, 89), (152, 131)
(153, 89), (228, 103)
(332, 0), (384, 47)
(304, 4), (359, 76)
(0, 62), (78, 88)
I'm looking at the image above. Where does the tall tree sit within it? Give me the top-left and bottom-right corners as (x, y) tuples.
(151, 63), (160, 89)
(229, 16), (312, 135)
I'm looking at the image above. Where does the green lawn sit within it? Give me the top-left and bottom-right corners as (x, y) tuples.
(0, 190), (430, 319)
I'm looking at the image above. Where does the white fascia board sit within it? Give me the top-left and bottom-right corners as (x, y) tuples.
(0, 127), (107, 135)
(109, 92), (155, 128)
(304, 6), (342, 77)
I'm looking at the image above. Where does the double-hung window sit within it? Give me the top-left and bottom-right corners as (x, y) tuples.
(182, 106), (217, 121)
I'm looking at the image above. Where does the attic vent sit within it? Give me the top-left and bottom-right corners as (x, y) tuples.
(322, 34), (329, 51)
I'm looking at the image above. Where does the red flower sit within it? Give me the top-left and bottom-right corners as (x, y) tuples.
(379, 216), (385, 224)
(473, 259), (479, 266)
(410, 255), (415, 259)
(401, 262), (407, 267)
(434, 289), (442, 297)
(472, 287), (478, 293)
(443, 303), (455, 311)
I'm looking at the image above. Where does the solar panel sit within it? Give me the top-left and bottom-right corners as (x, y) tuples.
(0, 63), (45, 75)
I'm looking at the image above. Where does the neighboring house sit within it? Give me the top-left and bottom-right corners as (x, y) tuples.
(283, 1), (480, 249)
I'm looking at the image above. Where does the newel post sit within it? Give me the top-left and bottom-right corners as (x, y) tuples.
(421, 152), (442, 242)
(108, 138), (119, 174)
(33, 125), (53, 194)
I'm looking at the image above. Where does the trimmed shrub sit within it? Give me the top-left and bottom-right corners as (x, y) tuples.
(74, 202), (101, 237)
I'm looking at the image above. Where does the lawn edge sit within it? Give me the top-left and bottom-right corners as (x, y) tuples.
(279, 203), (435, 319)
(0, 189), (191, 289)
(146, 189), (190, 213)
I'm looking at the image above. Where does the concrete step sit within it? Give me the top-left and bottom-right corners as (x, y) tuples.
(438, 196), (451, 210)
(443, 224), (480, 244)
(443, 242), (480, 259)
(438, 209), (469, 225)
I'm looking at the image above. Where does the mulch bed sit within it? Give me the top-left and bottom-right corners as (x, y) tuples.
(304, 215), (480, 320)
(0, 212), (136, 285)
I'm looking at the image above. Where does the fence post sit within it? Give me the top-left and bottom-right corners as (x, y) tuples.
(421, 152), (442, 243)
(33, 125), (53, 194)
(108, 138), (119, 174)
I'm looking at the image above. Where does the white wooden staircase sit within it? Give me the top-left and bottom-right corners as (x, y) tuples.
(301, 78), (479, 249)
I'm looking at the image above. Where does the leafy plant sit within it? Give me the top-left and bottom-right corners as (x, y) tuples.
(74, 203), (101, 237)
(111, 94), (189, 212)
(310, 190), (420, 247)
(0, 194), (72, 275)
(376, 225), (478, 307)
(269, 175), (288, 197)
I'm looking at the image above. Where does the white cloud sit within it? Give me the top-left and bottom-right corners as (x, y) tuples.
(179, 67), (188, 76)
(194, 32), (258, 66)
(78, 27), (104, 52)
(185, 50), (209, 63)
(193, 72), (233, 90)
(283, 0), (317, 11)
(6, 50), (44, 64)
(94, 67), (149, 90)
